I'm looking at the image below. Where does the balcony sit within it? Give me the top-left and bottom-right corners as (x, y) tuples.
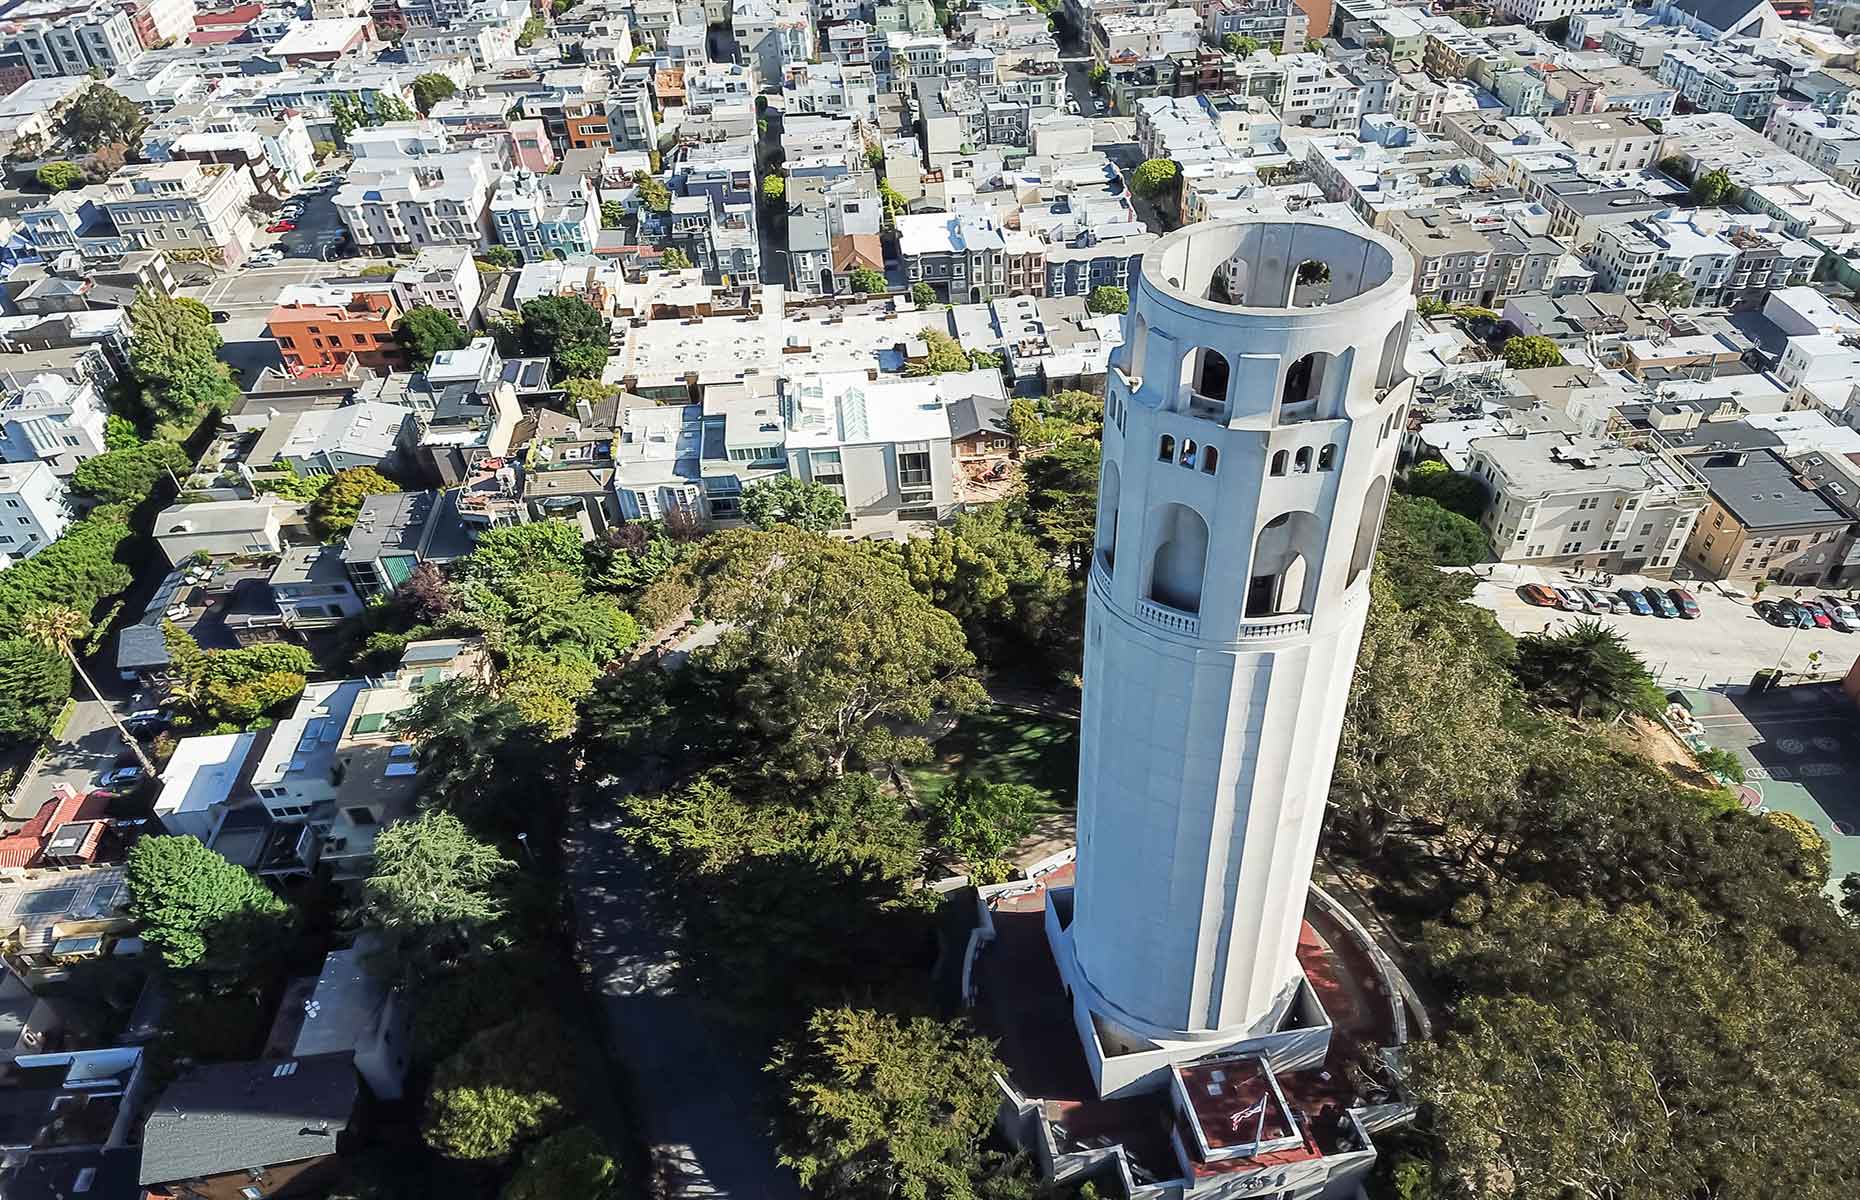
(1136, 597), (1199, 637)
(1234, 613), (1312, 640)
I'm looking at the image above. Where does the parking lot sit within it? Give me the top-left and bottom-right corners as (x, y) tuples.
(1468, 563), (1859, 689)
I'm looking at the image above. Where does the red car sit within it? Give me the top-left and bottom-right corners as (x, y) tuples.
(1666, 588), (1700, 619)
(267, 220), (297, 232)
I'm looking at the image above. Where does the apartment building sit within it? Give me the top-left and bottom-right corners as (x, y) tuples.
(1590, 210), (1818, 308)
(1683, 448), (1853, 586)
(1466, 431), (1705, 577)
(733, 0), (813, 88)
(400, 20), (517, 68)
(1492, 0), (1615, 23)
(1544, 113), (1664, 173)
(1655, 47), (1778, 120)
(1386, 209), (1560, 308)
(1201, 0), (1306, 54)
(0, 370), (107, 476)
(896, 210), (1014, 303)
(1765, 107), (1860, 186)
(96, 159), (257, 267)
(0, 459), (73, 565)
(0, 0), (142, 79)
(489, 168), (599, 264)
(391, 244), (482, 325)
(334, 129), (496, 255)
(265, 283), (408, 378)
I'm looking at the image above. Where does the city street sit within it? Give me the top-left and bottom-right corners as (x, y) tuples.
(6, 700), (137, 822)
(1468, 563), (1859, 689)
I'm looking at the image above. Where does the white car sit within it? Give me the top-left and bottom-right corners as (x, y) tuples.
(249, 249), (284, 265)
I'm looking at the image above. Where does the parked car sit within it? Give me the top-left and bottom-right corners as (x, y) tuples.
(1754, 599), (1792, 626)
(249, 249), (283, 265)
(267, 220), (297, 232)
(1583, 588), (1624, 613)
(1521, 583), (1561, 607)
(209, 309), (231, 323)
(123, 709), (171, 737)
(1666, 588), (1700, 619)
(1777, 599), (1816, 628)
(100, 765), (144, 789)
(1553, 587), (1591, 612)
(1618, 588), (1653, 615)
(1819, 596), (1860, 631)
(1809, 604), (1833, 629)
(1643, 586), (1679, 618)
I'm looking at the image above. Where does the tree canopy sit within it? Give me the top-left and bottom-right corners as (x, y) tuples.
(1513, 619), (1662, 721)
(1690, 167), (1733, 206)
(60, 84), (145, 153)
(424, 1017), (580, 1160)
(924, 776), (1038, 881)
(0, 637), (71, 750)
(900, 502), (1074, 662)
(124, 836), (292, 980)
(910, 282), (937, 307)
(770, 1008), (1006, 1200)
(849, 267), (887, 294)
(396, 305), (470, 369)
(411, 73), (458, 114)
(163, 624), (314, 726)
(128, 290), (241, 426)
(359, 811), (514, 963)
(904, 329), (975, 376)
(659, 246), (693, 270)
(1500, 334), (1564, 369)
(1131, 158), (1178, 197)
(502, 1126), (621, 1200)
(1084, 285), (1127, 315)
(740, 476), (848, 532)
(1020, 437), (1101, 578)
(36, 161), (83, 191)
(520, 295), (609, 381)
(69, 439), (189, 503)
(1643, 271), (1695, 308)
(0, 506), (134, 629)
(1400, 460), (1487, 521)
(309, 467), (400, 538)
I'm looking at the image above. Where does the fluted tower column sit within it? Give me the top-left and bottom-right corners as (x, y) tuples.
(1070, 218), (1416, 1046)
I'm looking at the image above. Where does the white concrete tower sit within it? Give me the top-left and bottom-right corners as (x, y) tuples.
(1069, 218), (1415, 1057)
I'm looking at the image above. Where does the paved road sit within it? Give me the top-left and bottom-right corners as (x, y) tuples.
(6, 700), (135, 821)
(564, 790), (801, 1200)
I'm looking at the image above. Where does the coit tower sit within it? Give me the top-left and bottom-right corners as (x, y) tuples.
(1071, 217), (1415, 1053)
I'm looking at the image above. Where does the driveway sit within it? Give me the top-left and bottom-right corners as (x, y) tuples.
(564, 791), (801, 1200)
(1467, 564), (1858, 689)
(6, 700), (133, 821)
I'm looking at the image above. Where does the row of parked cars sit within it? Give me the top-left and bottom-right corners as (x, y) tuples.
(1522, 582), (1700, 619)
(1754, 596), (1860, 632)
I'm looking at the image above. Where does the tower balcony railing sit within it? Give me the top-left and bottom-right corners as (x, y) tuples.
(1234, 612), (1312, 640)
(1136, 597), (1200, 637)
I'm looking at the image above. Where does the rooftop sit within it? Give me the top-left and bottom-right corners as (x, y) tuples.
(1692, 447), (1850, 530)
(138, 1054), (358, 1185)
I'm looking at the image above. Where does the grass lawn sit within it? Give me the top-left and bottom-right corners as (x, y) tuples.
(908, 705), (1078, 811)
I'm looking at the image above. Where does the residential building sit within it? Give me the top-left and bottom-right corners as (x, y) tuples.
(95, 159), (257, 268)
(733, 0), (813, 88)
(489, 168), (600, 264)
(1386, 209), (1560, 308)
(1543, 112), (1664, 173)
(269, 15), (372, 65)
(1493, 0), (1616, 24)
(1466, 431), (1705, 576)
(0, 370), (108, 476)
(272, 401), (413, 476)
(1655, 46), (1779, 121)
(896, 210), (1012, 303)
(137, 1056), (357, 1199)
(266, 283), (408, 378)
(151, 496), (299, 565)
(401, 19), (517, 68)
(0, 459), (70, 563)
(284, 937), (412, 1101)
(0, 0), (142, 79)
(267, 543), (365, 628)
(333, 133), (496, 256)
(1682, 447), (1853, 585)
(1201, 0), (1305, 54)
(391, 244), (483, 325)
(340, 488), (476, 597)
(1590, 210), (1818, 308)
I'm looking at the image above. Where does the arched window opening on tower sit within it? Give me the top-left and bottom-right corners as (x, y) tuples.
(1124, 313), (1150, 379)
(1247, 510), (1323, 618)
(1318, 444), (1337, 471)
(1270, 450), (1288, 476)
(1280, 352), (1331, 421)
(1180, 439), (1197, 469)
(1158, 434), (1175, 462)
(1148, 503), (1210, 614)
(1290, 259), (1332, 307)
(1376, 317), (1407, 389)
(1348, 476), (1391, 588)
(1181, 347), (1231, 419)
(1097, 459), (1122, 574)
(1294, 447), (1312, 474)
(1201, 446), (1219, 475)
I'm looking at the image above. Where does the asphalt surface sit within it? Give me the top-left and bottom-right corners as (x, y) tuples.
(6, 699), (140, 821)
(564, 785), (801, 1200)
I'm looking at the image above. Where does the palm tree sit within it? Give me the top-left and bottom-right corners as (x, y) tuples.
(23, 605), (157, 775)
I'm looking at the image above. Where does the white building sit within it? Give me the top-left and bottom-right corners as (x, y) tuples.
(0, 459), (74, 564)
(1063, 218), (1413, 1086)
(392, 245), (484, 325)
(334, 146), (495, 256)
(96, 160), (258, 268)
(0, 371), (109, 477)
(489, 169), (600, 264)
(733, 0), (814, 88)
(0, 0), (143, 79)
(1492, 0), (1616, 24)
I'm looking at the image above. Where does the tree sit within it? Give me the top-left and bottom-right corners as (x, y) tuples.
(969, 349), (1002, 369)
(1643, 272), (1695, 308)
(904, 329), (974, 376)
(1401, 460), (1488, 521)
(128, 289), (240, 424)
(309, 467), (400, 538)
(1382, 493), (1489, 569)
(655, 529), (984, 780)
(312, 139), (337, 160)
(598, 199), (624, 228)
(900, 503), (1073, 659)
(504, 1127), (621, 1200)
(1131, 157), (1178, 198)
(520, 295), (609, 381)
(635, 172), (672, 212)
(1543, 16), (1572, 43)
(849, 266), (887, 294)
(479, 244), (517, 270)
(740, 476), (848, 532)
(1690, 167), (1732, 206)
(396, 305), (470, 370)
(910, 281), (937, 307)
(1087, 64), (1108, 84)
(770, 1008), (1005, 1200)
(455, 520), (588, 587)
(1763, 810), (1831, 888)
(375, 95), (416, 123)
(103, 414), (141, 450)
(70, 440), (189, 503)
(22, 606), (156, 773)
(0, 638), (71, 749)
(124, 835), (291, 979)
(392, 680), (568, 837)
(1514, 619), (1662, 721)
(761, 173), (786, 206)
(60, 84), (146, 153)
(879, 180), (908, 224)
(1222, 33), (1261, 55)
(162, 625), (314, 726)
(359, 811), (514, 962)
(516, 14), (546, 47)
(1501, 334), (1565, 369)
(926, 776), (1039, 880)
(424, 1017), (580, 1160)
(1085, 285), (1127, 315)
(411, 72), (458, 114)
(659, 246), (693, 270)
(36, 160), (83, 191)
(0, 508), (134, 629)
(1020, 437), (1100, 577)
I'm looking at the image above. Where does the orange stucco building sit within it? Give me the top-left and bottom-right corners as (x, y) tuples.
(265, 284), (407, 378)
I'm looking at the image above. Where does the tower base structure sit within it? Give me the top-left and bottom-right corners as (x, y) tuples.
(964, 857), (1421, 1200)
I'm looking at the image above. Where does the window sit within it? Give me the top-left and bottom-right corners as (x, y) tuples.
(1317, 444), (1336, 471)
(1294, 447), (1312, 473)
(897, 450), (931, 488)
(345, 806), (378, 825)
(1158, 434), (1175, 462)
(1201, 446), (1218, 475)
